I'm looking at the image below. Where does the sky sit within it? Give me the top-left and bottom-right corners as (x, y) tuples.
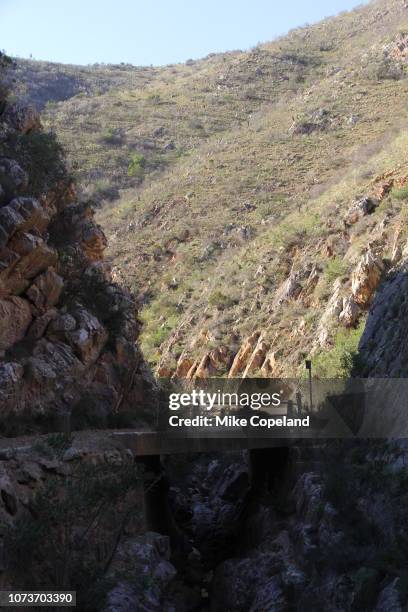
(1, 0), (368, 67)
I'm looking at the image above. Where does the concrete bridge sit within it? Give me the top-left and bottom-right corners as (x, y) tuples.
(112, 428), (289, 456)
(112, 423), (292, 537)
(111, 383), (367, 458)
(112, 401), (303, 456)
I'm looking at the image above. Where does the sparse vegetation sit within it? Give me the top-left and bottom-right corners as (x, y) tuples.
(6, 455), (142, 610)
(12, 0), (408, 374)
(324, 257), (349, 284)
(313, 321), (365, 378)
(127, 152), (146, 178)
(208, 290), (236, 310)
(392, 185), (408, 200)
(0, 51), (13, 107)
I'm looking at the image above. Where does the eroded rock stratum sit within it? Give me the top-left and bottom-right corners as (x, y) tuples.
(0, 85), (156, 434)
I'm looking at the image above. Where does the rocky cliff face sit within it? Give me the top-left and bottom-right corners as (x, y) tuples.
(0, 64), (156, 434)
(359, 261), (408, 376)
(0, 58), (168, 609)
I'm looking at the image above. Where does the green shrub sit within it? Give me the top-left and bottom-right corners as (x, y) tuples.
(16, 131), (66, 194)
(312, 321), (365, 377)
(208, 290), (236, 309)
(98, 128), (123, 145)
(151, 325), (171, 347)
(324, 257), (348, 284)
(365, 58), (405, 81)
(392, 185), (408, 200)
(127, 153), (146, 178)
(376, 59), (404, 80)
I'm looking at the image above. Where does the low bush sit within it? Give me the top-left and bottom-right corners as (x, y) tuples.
(392, 185), (408, 200)
(208, 290), (236, 309)
(98, 128), (123, 145)
(312, 321), (365, 377)
(324, 256), (348, 284)
(127, 152), (146, 178)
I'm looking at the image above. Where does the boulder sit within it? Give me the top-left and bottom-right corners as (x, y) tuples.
(316, 279), (344, 345)
(339, 296), (361, 327)
(242, 338), (269, 377)
(351, 250), (384, 307)
(25, 340), (85, 410)
(2, 103), (41, 134)
(371, 180), (393, 201)
(0, 362), (24, 405)
(213, 463), (250, 502)
(293, 472), (324, 524)
(374, 578), (402, 612)
(391, 225), (402, 264)
(344, 197), (377, 225)
(274, 272), (302, 306)
(7, 197), (50, 233)
(175, 355), (196, 378)
(389, 32), (408, 60)
(8, 232), (43, 256)
(299, 265), (320, 303)
(0, 158), (29, 202)
(0, 196), (50, 248)
(65, 307), (108, 366)
(0, 247), (19, 273)
(194, 354), (212, 378)
(27, 308), (58, 340)
(157, 365), (173, 378)
(26, 268), (64, 315)
(261, 351), (280, 377)
(208, 345), (232, 371)
(80, 220), (107, 261)
(186, 360), (199, 379)
(102, 533), (176, 612)
(46, 313), (77, 339)
(212, 553), (283, 611)
(0, 205), (25, 246)
(0, 239), (57, 295)
(228, 331), (262, 378)
(358, 271), (408, 376)
(0, 296), (32, 351)
(71, 383), (118, 428)
(250, 576), (287, 611)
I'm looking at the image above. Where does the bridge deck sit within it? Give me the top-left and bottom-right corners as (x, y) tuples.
(112, 430), (289, 456)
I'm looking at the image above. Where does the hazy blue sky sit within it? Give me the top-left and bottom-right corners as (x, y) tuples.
(1, 0), (367, 66)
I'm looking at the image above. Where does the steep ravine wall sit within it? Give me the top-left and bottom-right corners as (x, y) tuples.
(0, 94), (157, 433)
(0, 71), (167, 609)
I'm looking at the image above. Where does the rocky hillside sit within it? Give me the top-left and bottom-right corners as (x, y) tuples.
(3, 4), (408, 606)
(13, 0), (408, 380)
(0, 54), (156, 434)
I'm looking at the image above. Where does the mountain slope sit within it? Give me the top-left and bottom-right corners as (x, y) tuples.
(15, 0), (408, 377)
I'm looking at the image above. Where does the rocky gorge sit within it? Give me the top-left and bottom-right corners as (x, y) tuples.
(3, 0), (408, 609)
